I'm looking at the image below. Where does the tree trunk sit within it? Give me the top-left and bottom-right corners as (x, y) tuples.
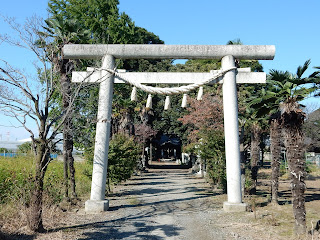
(61, 68), (77, 199)
(63, 137), (69, 199)
(281, 103), (306, 235)
(250, 123), (261, 195)
(259, 136), (266, 167)
(119, 112), (134, 136)
(26, 142), (49, 232)
(148, 141), (153, 166)
(239, 125), (246, 197)
(27, 181), (45, 232)
(68, 147), (76, 198)
(270, 118), (281, 204)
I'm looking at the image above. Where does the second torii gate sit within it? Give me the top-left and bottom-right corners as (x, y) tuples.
(63, 44), (275, 213)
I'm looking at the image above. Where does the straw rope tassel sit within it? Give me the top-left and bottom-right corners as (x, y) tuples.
(164, 96), (171, 110)
(146, 94), (152, 110)
(130, 86), (138, 101)
(181, 94), (188, 108)
(197, 86), (203, 100)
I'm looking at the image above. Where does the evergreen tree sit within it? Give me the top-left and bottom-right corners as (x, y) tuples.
(41, 14), (90, 199)
(47, 0), (171, 164)
(250, 60), (319, 234)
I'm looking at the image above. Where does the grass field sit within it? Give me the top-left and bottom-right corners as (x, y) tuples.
(0, 155), (92, 208)
(1, 156), (319, 239)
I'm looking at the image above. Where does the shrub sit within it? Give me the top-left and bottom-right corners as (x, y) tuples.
(108, 134), (142, 185)
(0, 148), (10, 153)
(17, 142), (33, 154)
(199, 130), (227, 192)
(244, 170), (253, 194)
(80, 134), (142, 194)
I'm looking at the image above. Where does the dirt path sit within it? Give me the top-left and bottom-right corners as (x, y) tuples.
(5, 166), (319, 239)
(26, 167), (320, 240)
(39, 169), (241, 240)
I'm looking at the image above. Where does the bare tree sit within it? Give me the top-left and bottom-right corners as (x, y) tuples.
(0, 16), (83, 232)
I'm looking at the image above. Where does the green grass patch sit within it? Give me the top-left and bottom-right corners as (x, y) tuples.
(0, 156), (92, 206)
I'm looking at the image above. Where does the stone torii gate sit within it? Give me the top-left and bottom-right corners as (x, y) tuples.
(63, 44), (275, 213)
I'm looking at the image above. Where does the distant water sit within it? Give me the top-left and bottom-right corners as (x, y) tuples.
(0, 141), (75, 158)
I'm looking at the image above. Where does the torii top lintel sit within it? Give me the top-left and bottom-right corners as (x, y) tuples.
(63, 44), (275, 60)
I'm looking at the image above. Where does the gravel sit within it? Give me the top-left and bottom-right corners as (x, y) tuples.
(35, 169), (250, 239)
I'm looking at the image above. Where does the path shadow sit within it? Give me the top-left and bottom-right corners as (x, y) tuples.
(147, 163), (191, 170)
(49, 207), (183, 240)
(277, 186), (320, 204)
(48, 183), (218, 239)
(53, 192), (217, 238)
(118, 182), (209, 198)
(76, 222), (182, 240)
(48, 194), (209, 239)
(305, 188), (320, 202)
(48, 168), (219, 239)
(0, 232), (34, 240)
(108, 191), (217, 212)
(119, 187), (177, 196)
(124, 181), (173, 186)
(133, 172), (191, 181)
(261, 161), (271, 169)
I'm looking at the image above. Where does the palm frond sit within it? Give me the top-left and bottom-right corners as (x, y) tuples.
(296, 59), (311, 78)
(269, 69), (290, 82)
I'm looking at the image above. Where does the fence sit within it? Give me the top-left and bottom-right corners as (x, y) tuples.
(0, 153), (58, 159)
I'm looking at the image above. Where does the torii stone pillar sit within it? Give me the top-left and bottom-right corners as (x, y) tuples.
(63, 44), (275, 213)
(221, 55), (245, 211)
(84, 55), (115, 212)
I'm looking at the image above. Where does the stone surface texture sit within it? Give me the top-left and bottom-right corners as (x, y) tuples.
(64, 44), (275, 60)
(89, 55), (115, 203)
(222, 55), (243, 205)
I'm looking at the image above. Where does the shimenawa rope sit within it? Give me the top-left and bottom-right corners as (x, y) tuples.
(104, 67), (237, 95)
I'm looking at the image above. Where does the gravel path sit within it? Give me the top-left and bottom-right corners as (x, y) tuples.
(40, 169), (242, 240)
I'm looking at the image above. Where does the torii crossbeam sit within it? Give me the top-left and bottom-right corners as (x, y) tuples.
(63, 44), (275, 213)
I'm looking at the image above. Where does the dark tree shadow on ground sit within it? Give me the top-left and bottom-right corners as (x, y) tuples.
(47, 194), (215, 239)
(70, 218), (183, 240)
(108, 193), (215, 211)
(46, 171), (218, 239)
(0, 231), (34, 240)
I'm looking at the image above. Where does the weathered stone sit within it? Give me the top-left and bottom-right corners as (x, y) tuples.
(223, 202), (247, 212)
(89, 55), (114, 205)
(63, 44), (275, 60)
(85, 200), (109, 213)
(222, 55), (242, 205)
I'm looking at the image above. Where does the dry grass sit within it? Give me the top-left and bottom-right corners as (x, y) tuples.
(230, 163), (320, 239)
(1, 161), (320, 239)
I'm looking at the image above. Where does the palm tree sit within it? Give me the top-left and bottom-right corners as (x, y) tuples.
(42, 15), (90, 199)
(250, 81), (286, 204)
(269, 113), (281, 204)
(249, 121), (262, 194)
(241, 100), (268, 195)
(280, 99), (306, 234)
(250, 60), (319, 234)
(277, 61), (319, 234)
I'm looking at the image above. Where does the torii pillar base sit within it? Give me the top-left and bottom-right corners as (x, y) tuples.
(85, 200), (109, 213)
(223, 202), (247, 212)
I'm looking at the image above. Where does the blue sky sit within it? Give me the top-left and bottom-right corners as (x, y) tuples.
(0, 0), (319, 140)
